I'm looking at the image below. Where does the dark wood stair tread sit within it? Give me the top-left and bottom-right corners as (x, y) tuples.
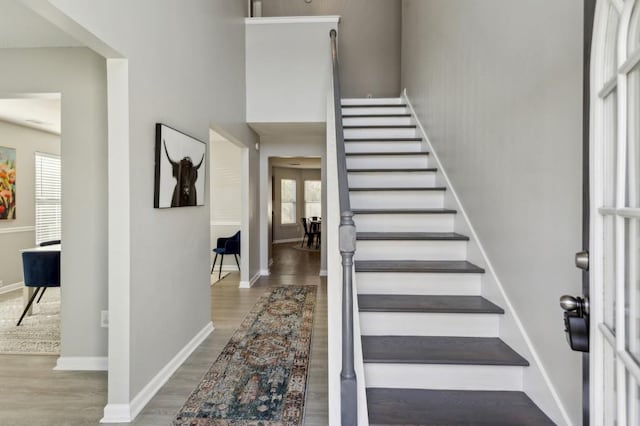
(366, 388), (555, 425)
(342, 104), (407, 108)
(358, 295), (503, 314)
(357, 232), (468, 241)
(349, 187), (445, 192)
(362, 336), (528, 366)
(342, 114), (412, 118)
(352, 208), (457, 214)
(344, 125), (417, 129)
(345, 151), (428, 156)
(355, 260), (484, 273)
(345, 138), (422, 142)
(347, 168), (437, 172)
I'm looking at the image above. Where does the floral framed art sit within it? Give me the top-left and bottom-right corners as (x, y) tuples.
(0, 146), (16, 220)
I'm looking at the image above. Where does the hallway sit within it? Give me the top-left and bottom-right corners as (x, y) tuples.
(129, 242), (327, 425)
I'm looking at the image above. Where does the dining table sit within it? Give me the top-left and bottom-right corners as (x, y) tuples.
(20, 244), (61, 316)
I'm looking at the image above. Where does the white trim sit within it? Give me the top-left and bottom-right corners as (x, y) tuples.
(598, 76), (617, 99)
(211, 264), (241, 273)
(240, 272), (261, 289)
(273, 237), (303, 244)
(269, 258), (273, 266)
(100, 321), (214, 423)
(210, 221), (241, 226)
(0, 282), (23, 295)
(404, 89), (572, 425)
(259, 269), (270, 276)
(54, 356), (108, 371)
(319, 269), (327, 277)
(0, 226), (35, 235)
(245, 16), (341, 25)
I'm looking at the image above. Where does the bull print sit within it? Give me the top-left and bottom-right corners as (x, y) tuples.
(164, 140), (204, 207)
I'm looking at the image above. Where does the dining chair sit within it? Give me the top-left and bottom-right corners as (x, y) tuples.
(211, 231), (241, 279)
(17, 251), (61, 326)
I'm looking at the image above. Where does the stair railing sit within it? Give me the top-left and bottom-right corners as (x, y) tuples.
(330, 28), (358, 426)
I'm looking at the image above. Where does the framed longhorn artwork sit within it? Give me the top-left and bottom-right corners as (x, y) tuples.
(154, 124), (207, 208)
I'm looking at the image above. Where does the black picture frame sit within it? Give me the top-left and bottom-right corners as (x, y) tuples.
(154, 123), (207, 209)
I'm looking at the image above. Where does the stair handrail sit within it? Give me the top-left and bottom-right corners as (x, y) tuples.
(330, 28), (358, 426)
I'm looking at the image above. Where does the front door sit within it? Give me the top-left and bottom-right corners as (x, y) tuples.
(591, 0), (640, 424)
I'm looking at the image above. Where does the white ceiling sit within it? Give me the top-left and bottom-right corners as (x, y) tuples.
(270, 156), (321, 169)
(0, 0), (81, 48)
(0, 96), (61, 135)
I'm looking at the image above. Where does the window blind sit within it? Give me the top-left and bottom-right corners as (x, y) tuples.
(35, 152), (61, 245)
(281, 179), (296, 224)
(304, 180), (321, 218)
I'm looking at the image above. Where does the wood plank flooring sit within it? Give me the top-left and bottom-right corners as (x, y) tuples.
(0, 243), (327, 425)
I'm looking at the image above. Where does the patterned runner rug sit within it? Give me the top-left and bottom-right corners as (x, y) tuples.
(175, 286), (317, 426)
(0, 288), (60, 355)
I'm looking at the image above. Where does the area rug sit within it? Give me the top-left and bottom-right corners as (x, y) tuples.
(0, 288), (60, 355)
(175, 286), (317, 426)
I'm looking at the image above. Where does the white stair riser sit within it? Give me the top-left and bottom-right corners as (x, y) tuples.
(343, 116), (413, 126)
(348, 172), (436, 188)
(354, 213), (454, 232)
(342, 107), (408, 115)
(350, 191), (444, 209)
(345, 141), (422, 153)
(364, 364), (523, 391)
(346, 155), (430, 169)
(355, 240), (467, 261)
(341, 98), (403, 106)
(343, 128), (418, 139)
(359, 312), (499, 337)
(356, 272), (481, 296)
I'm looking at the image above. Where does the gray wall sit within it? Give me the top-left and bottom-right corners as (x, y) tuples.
(262, 0), (401, 98)
(272, 166), (321, 242)
(48, 0), (259, 400)
(0, 47), (108, 358)
(0, 120), (60, 289)
(401, 1), (583, 422)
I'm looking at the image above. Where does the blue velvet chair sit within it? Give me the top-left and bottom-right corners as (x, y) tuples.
(211, 231), (240, 280)
(17, 251), (61, 326)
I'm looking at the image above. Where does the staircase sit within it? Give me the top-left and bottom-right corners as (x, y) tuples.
(341, 97), (555, 425)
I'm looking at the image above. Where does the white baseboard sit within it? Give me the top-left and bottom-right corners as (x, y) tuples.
(100, 321), (214, 423)
(210, 264), (241, 273)
(269, 258), (273, 266)
(239, 272), (261, 289)
(54, 356), (108, 371)
(319, 269), (327, 277)
(273, 238), (303, 244)
(0, 281), (23, 295)
(259, 269), (270, 276)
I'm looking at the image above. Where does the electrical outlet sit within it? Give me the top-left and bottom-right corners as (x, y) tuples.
(100, 311), (109, 328)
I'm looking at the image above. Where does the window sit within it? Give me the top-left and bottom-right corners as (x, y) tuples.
(35, 152), (61, 245)
(280, 179), (296, 225)
(304, 180), (321, 218)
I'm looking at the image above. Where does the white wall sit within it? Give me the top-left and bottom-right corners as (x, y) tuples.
(401, 1), (583, 423)
(0, 47), (108, 360)
(246, 17), (339, 124)
(37, 0), (260, 415)
(262, 0), (402, 98)
(0, 120), (60, 289)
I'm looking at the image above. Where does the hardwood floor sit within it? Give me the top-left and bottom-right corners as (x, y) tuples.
(0, 243), (327, 425)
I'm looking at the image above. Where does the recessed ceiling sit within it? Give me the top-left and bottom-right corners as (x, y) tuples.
(0, 96), (61, 135)
(0, 0), (82, 48)
(270, 156), (321, 169)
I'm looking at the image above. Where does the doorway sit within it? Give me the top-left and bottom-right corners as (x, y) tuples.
(590, 0), (640, 423)
(269, 156), (322, 276)
(209, 129), (250, 287)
